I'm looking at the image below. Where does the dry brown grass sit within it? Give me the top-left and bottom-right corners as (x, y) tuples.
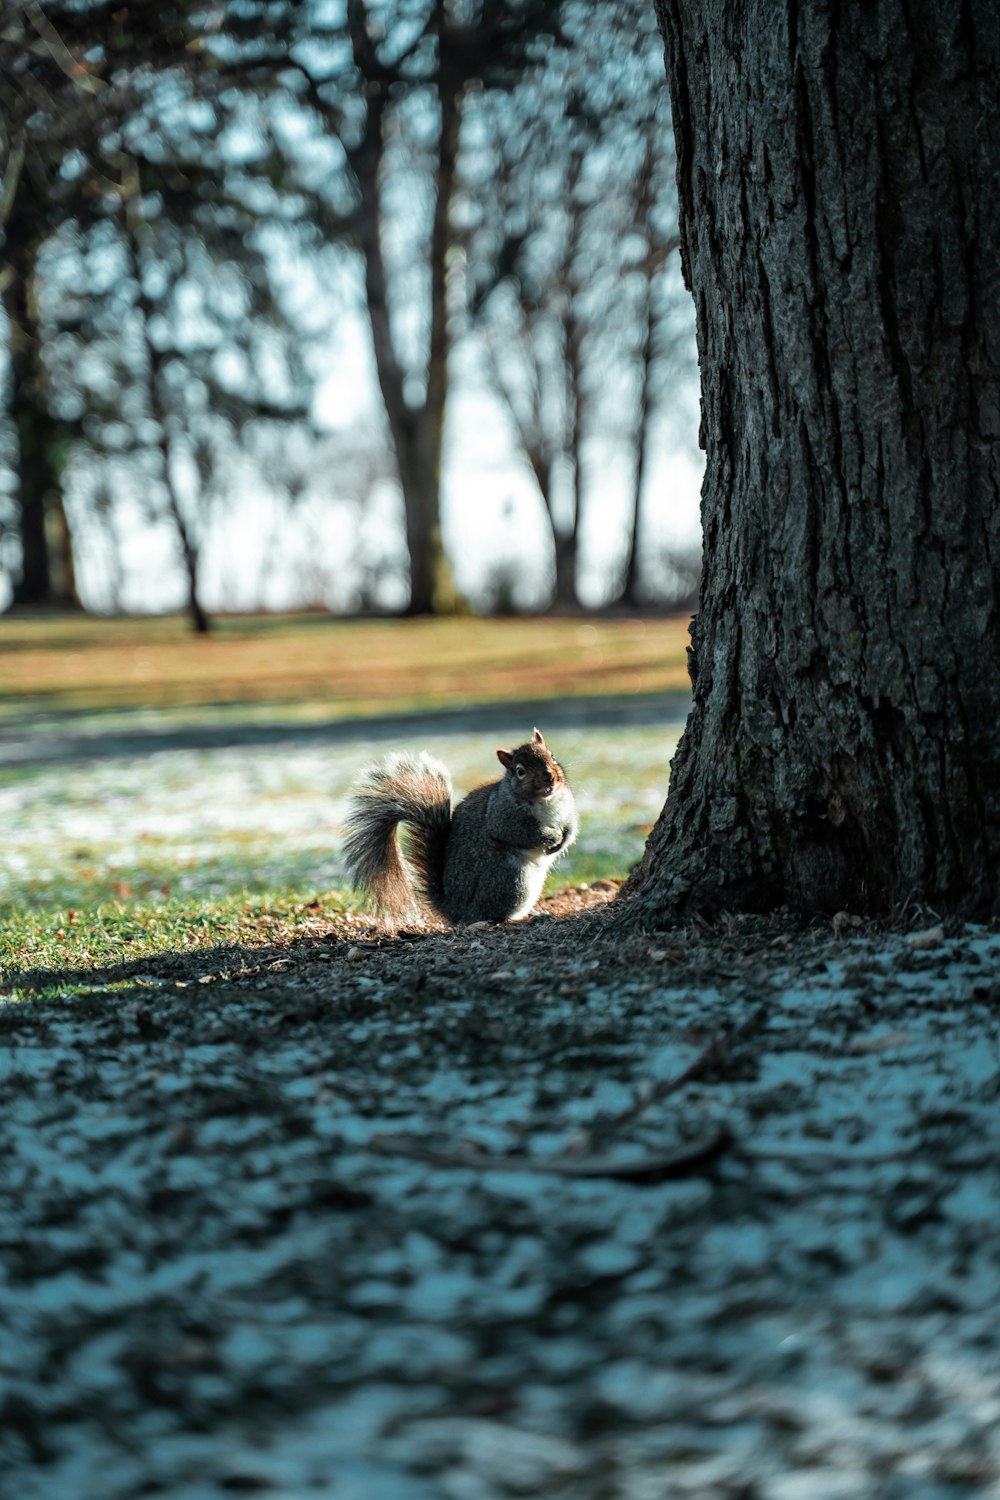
(1, 612), (692, 722)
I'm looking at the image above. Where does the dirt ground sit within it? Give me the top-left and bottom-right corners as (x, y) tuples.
(3, 889), (1000, 1499)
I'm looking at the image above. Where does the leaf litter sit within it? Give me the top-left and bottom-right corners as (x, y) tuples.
(2, 893), (1000, 1499)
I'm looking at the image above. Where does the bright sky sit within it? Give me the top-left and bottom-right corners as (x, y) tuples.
(41, 294), (704, 617)
(0, 8), (706, 618)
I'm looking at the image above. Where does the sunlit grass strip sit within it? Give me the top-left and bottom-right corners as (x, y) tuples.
(0, 613), (692, 722)
(0, 888), (352, 1003)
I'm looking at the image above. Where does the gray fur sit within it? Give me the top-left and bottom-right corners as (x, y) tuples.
(343, 740), (578, 926)
(440, 775), (578, 924)
(343, 753), (452, 922)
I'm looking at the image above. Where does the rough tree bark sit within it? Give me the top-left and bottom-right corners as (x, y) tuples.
(621, 0), (1000, 918)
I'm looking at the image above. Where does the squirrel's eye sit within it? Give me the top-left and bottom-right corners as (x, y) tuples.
(515, 765), (527, 778)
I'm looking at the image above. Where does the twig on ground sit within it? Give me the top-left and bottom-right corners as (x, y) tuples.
(365, 1123), (732, 1183)
(573, 1005), (768, 1152)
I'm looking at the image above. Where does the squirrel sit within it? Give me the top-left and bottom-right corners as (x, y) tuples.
(343, 728), (578, 927)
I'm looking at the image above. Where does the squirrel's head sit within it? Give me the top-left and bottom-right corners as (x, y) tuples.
(496, 727), (567, 800)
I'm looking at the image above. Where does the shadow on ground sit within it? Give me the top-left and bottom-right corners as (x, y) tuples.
(0, 690), (692, 768)
(3, 901), (1000, 1499)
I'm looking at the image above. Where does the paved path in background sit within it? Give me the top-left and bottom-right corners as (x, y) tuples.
(0, 690), (692, 769)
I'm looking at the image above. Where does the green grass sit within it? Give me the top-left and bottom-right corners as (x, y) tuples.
(0, 612), (688, 1001)
(0, 888), (344, 1002)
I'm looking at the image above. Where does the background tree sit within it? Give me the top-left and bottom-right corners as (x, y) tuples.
(462, 0), (685, 609)
(118, 148), (312, 632)
(622, 0), (1000, 919)
(0, 2), (112, 605)
(614, 128), (682, 607)
(228, 0), (563, 615)
(1, 203), (77, 605)
(2, 3), (324, 625)
(0, 1), (211, 607)
(2, 2), (700, 620)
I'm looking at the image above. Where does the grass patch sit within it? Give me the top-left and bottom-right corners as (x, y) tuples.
(0, 888), (349, 1003)
(1, 615), (683, 997)
(0, 726), (672, 914)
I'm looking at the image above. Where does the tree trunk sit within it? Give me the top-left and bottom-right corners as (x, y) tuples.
(4, 235), (79, 608)
(122, 175), (211, 635)
(411, 69), (462, 616)
(143, 343), (211, 637)
(618, 136), (660, 609)
(622, 0), (1000, 919)
(181, 540), (211, 635)
(349, 10), (460, 616)
(549, 296), (584, 612)
(619, 270), (654, 606)
(477, 329), (567, 611)
(552, 528), (578, 611)
(389, 80), (462, 617)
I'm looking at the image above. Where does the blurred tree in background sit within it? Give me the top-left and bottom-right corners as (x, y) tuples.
(461, 0), (684, 609)
(0, 0), (696, 624)
(0, 0), (147, 607)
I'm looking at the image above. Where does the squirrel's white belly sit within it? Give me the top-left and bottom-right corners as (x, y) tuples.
(507, 848), (556, 922)
(507, 789), (575, 919)
(534, 799), (567, 838)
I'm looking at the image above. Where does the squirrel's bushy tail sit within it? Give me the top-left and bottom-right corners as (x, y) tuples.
(343, 753), (452, 922)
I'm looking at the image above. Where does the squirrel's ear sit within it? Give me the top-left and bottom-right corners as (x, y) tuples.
(532, 727), (546, 747)
(497, 748), (514, 769)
